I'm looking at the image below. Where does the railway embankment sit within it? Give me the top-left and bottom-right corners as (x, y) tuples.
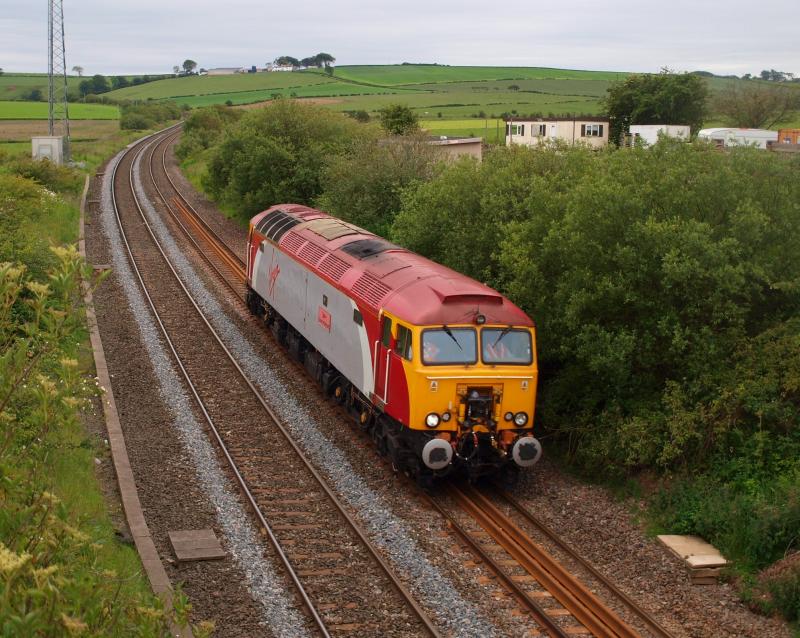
(0, 151), (180, 635)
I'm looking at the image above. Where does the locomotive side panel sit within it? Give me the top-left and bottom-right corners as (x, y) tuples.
(303, 272), (374, 396)
(252, 239), (374, 397)
(254, 241), (307, 330)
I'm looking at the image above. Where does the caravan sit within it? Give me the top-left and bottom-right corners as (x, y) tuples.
(697, 128), (778, 150)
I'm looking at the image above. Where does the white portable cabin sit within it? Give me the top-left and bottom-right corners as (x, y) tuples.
(629, 125), (690, 146)
(697, 128), (778, 150)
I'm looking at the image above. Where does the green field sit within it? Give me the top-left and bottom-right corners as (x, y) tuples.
(421, 118), (506, 143)
(332, 64), (626, 85)
(0, 73), (85, 100)
(172, 81), (421, 108)
(100, 65), (613, 119)
(0, 100), (120, 119)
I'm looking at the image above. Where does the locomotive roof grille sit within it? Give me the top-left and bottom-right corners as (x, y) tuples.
(260, 211), (301, 241)
(318, 254), (351, 282)
(352, 272), (392, 307)
(298, 241), (327, 266)
(340, 238), (400, 259)
(281, 230), (305, 254)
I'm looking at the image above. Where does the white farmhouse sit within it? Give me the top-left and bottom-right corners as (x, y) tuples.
(505, 117), (609, 148)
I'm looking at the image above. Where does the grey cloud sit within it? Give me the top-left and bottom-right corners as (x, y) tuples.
(1, 0), (797, 75)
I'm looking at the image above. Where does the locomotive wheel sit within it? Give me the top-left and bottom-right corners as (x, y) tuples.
(333, 383), (345, 404)
(358, 410), (373, 432)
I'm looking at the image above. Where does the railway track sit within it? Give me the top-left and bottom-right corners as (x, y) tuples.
(110, 127), (440, 637)
(425, 483), (675, 638)
(491, 487), (674, 638)
(130, 127), (676, 638)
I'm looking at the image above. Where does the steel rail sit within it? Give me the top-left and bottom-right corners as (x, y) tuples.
(493, 487), (675, 638)
(116, 128), (441, 638)
(421, 490), (572, 638)
(157, 130), (245, 271)
(111, 131), (330, 637)
(452, 484), (641, 638)
(144, 131), (246, 303)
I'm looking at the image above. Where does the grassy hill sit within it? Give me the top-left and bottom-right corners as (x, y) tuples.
(332, 64), (625, 85)
(101, 65), (616, 119)
(0, 73), (85, 100)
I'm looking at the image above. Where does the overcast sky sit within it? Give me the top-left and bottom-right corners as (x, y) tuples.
(3, 0), (798, 77)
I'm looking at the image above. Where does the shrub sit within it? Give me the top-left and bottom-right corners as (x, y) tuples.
(203, 99), (372, 220)
(766, 565), (800, 621)
(3, 157), (82, 194)
(317, 134), (438, 237)
(0, 250), (172, 636)
(378, 104), (420, 135)
(175, 105), (242, 160)
(119, 101), (182, 130)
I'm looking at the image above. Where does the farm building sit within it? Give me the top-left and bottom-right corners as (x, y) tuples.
(777, 128), (800, 144)
(697, 128), (778, 150)
(206, 68), (245, 75)
(428, 136), (483, 161)
(628, 124), (690, 146)
(505, 117), (609, 148)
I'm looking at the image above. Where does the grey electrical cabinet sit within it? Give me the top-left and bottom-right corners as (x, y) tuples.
(32, 136), (64, 164)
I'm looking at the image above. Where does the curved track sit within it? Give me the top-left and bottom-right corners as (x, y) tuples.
(110, 127), (440, 637)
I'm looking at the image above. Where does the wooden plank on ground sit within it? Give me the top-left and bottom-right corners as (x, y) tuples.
(169, 529), (227, 562)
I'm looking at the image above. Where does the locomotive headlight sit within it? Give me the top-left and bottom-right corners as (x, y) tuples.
(513, 412), (529, 426)
(504, 411), (514, 422)
(425, 413), (441, 428)
(441, 411), (452, 422)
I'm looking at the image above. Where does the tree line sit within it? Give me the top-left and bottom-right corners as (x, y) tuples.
(603, 69), (800, 142)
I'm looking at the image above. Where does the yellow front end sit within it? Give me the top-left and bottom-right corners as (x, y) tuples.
(402, 323), (538, 448)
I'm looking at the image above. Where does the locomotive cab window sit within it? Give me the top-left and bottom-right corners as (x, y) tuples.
(422, 328), (477, 365)
(481, 328), (533, 365)
(394, 324), (413, 361)
(381, 317), (392, 348)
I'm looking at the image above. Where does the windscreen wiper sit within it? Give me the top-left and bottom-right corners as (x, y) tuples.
(442, 325), (463, 350)
(492, 326), (513, 347)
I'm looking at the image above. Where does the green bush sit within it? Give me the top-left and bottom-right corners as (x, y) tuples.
(766, 566), (800, 622)
(202, 99), (373, 221)
(175, 105), (242, 160)
(0, 251), (173, 636)
(3, 157), (83, 194)
(119, 101), (182, 130)
(316, 134), (438, 237)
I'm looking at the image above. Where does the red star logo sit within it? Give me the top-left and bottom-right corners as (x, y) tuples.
(268, 263), (280, 296)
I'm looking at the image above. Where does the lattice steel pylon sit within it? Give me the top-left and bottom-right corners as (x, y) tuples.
(48, 0), (71, 161)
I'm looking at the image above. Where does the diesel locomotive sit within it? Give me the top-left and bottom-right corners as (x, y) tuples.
(246, 204), (542, 485)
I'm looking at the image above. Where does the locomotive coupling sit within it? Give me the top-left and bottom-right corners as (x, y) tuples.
(511, 436), (542, 467)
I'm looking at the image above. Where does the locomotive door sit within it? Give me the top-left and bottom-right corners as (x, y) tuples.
(374, 316), (392, 404)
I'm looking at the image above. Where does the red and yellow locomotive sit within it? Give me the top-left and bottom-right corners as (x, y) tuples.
(246, 204), (542, 484)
